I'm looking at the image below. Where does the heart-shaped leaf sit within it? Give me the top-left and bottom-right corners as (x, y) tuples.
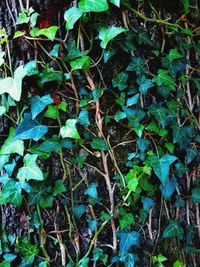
(60, 119), (81, 139)
(64, 7), (83, 30)
(13, 113), (48, 141)
(0, 180), (22, 206)
(99, 26), (126, 49)
(79, 0), (109, 12)
(31, 94), (53, 119)
(17, 154), (44, 183)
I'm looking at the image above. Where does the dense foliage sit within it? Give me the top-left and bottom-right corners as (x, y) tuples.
(0, 0), (199, 266)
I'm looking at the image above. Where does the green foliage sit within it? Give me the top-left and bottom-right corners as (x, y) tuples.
(0, 0), (199, 266)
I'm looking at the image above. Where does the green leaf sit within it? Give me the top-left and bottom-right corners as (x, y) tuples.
(148, 105), (167, 128)
(39, 69), (62, 84)
(53, 180), (67, 196)
(17, 154), (44, 183)
(152, 69), (176, 91)
(126, 57), (146, 75)
(70, 56), (90, 71)
(77, 110), (90, 127)
(112, 72), (128, 91)
(91, 137), (109, 151)
(0, 155), (10, 171)
(0, 128), (24, 156)
(15, 238), (39, 264)
(72, 205), (86, 218)
(38, 26), (59, 41)
(44, 105), (58, 120)
(30, 12), (39, 28)
(50, 44), (60, 57)
(117, 231), (140, 256)
(127, 178), (138, 192)
(31, 95), (53, 119)
(182, 0), (189, 12)
(160, 177), (178, 199)
(99, 26), (127, 49)
(16, 12), (29, 25)
(0, 65), (27, 101)
(14, 31), (26, 39)
(0, 180), (22, 206)
(13, 113), (48, 141)
(0, 261), (10, 267)
(137, 75), (154, 94)
(64, 7), (83, 30)
(109, 0), (120, 7)
(84, 183), (98, 199)
(119, 209), (134, 229)
(167, 49), (182, 62)
(149, 154), (177, 185)
(126, 94), (139, 107)
(78, 0), (109, 12)
(173, 260), (186, 267)
(60, 119), (81, 139)
(191, 188), (200, 203)
(163, 220), (183, 240)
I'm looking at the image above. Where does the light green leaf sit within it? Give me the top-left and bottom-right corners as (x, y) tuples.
(99, 26), (127, 49)
(79, 0), (109, 12)
(70, 56), (90, 71)
(60, 119), (81, 139)
(17, 154), (44, 183)
(109, 0), (120, 7)
(163, 220), (183, 239)
(167, 49), (182, 62)
(64, 7), (83, 30)
(0, 65), (27, 101)
(35, 26), (59, 41)
(0, 128), (24, 156)
(44, 105), (58, 120)
(0, 180), (22, 206)
(16, 12), (29, 25)
(149, 154), (177, 185)
(14, 31), (26, 39)
(30, 12), (39, 28)
(15, 238), (39, 264)
(152, 69), (176, 91)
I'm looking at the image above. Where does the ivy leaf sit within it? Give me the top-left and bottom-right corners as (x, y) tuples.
(91, 137), (109, 151)
(0, 65), (27, 101)
(73, 205), (86, 218)
(99, 26), (127, 49)
(160, 177), (178, 199)
(0, 180), (22, 206)
(84, 183), (98, 200)
(109, 0), (120, 7)
(0, 155), (10, 171)
(30, 12), (39, 28)
(0, 128), (24, 156)
(149, 154), (177, 185)
(16, 12), (29, 24)
(70, 56), (90, 71)
(167, 48), (182, 62)
(31, 95), (54, 119)
(126, 94), (139, 107)
(137, 75), (154, 94)
(126, 57), (146, 75)
(112, 72), (128, 91)
(13, 113), (48, 141)
(77, 110), (90, 127)
(119, 211), (134, 229)
(38, 26), (59, 41)
(44, 105), (58, 120)
(15, 238), (39, 264)
(0, 260), (10, 267)
(152, 69), (176, 91)
(117, 231), (140, 256)
(17, 154), (44, 183)
(163, 220), (184, 240)
(78, 0), (109, 13)
(191, 188), (200, 203)
(60, 119), (81, 139)
(148, 105), (167, 128)
(53, 180), (67, 196)
(64, 7), (83, 30)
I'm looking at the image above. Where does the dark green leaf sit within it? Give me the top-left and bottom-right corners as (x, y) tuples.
(163, 220), (183, 239)
(0, 180), (22, 206)
(91, 137), (109, 151)
(15, 238), (39, 264)
(31, 95), (53, 119)
(13, 113), (48, 141)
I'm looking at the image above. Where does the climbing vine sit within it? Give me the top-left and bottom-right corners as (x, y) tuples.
(0, 0), (199, 266)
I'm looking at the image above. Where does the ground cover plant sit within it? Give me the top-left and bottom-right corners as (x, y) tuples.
(0, 0), (199, 266)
